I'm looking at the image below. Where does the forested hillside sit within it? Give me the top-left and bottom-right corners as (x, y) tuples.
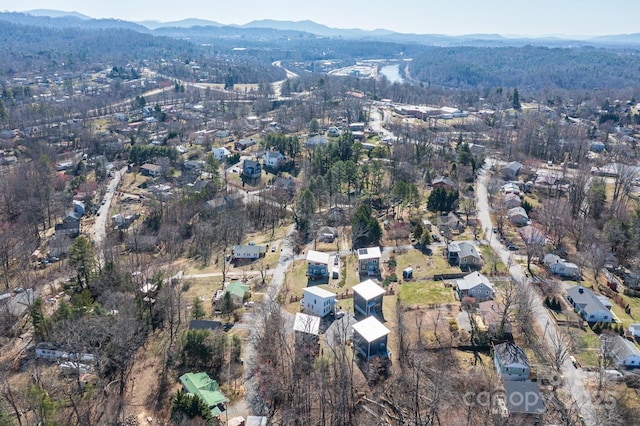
(409, 45), (640, 91)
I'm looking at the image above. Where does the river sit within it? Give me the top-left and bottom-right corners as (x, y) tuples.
(379, 64), (403, 84)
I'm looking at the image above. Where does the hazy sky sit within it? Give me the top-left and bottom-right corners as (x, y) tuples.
(3, 0), (640, 36)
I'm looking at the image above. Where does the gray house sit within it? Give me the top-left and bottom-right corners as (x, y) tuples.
(502, 161), (522, 179)
(352, 316), (390, 361)
(353, 279), (385, 317)
(242, 159), (262, 183)
(447, 241), (482, 268)
(566, 286), (612, 323)
(602, 334), (640, 368)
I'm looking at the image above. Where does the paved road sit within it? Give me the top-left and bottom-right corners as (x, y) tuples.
(93, 167), (127, 262)
(476, 162), (597, 425)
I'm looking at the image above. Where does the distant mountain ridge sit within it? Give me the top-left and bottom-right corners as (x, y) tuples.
(138, 18), (223, 30)
(26, 9), (91, 20)
(8, 9), (640, 47)
(241, 19), (394, 38)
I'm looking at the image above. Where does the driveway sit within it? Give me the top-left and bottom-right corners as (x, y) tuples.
(476, 161), (597, 425)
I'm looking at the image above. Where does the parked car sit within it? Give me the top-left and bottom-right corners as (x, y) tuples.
(569, 355), (578, 368)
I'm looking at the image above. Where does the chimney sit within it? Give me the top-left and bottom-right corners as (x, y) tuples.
(578, 287), (584, 294)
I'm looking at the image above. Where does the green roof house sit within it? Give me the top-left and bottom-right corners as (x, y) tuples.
(179, 372), (228, 417)
(224, 281), (250, 305)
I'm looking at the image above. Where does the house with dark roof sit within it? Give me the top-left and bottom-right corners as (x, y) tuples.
(432, 176), (456, 191)
(241, 159), (262, 183)
(447, 241), (481, 268)
(493, 342), (530, 381)
(235, 138), (256, 151)
(566, 286), (612, 323)
(502, 381), (546, 415)
(55, 219), (80, 238)
(189, 320), (224, 332)
(602, 334), (640, 368)
(502, 161), (522, 180)
(271, 177), (296, 199)
(179, 372), (228, 417)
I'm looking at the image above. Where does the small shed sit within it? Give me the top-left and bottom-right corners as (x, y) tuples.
(402, 267), (413, 280)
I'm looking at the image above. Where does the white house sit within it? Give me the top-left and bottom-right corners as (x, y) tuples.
(264, 150), (286, 169)
(35, 342), (95, 363)
(493, 342), (530, 381)
(630, 324), (640, 337)
(603, 335), (640, 368)
(302, 286), (336, 317)
(231, 244), (266, 260)
(456, 272), (495, 302)
(543, 254), (579, 278)
(212, 147), (231, 161)
(566, 286), (612, 323)
(502, 182), (521, 196)
(507, 207), (529, 226)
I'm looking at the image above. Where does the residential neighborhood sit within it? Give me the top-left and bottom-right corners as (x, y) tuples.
(1, 7), (640, 426)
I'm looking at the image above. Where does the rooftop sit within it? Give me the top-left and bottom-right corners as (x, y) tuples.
(456, 272), (494, 291)
(225, 281), (250, 299)
(447, 241), (480, 259)
(357, 247), (381, 261)
(566, 285), (612, 317)
(352, 316), (390, 342)
(494, 342), (529, 368)
(352, 279), (386, 300)
(307, 250), (331, 265)
(303, 286), (336, 299)
(293, 312), (320, 335)
(179, 372), (227, 413)
(502, 381), (546, 414)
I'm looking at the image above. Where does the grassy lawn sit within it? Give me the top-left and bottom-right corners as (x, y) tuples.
(398, 281), (456, 307)
(395, 249), (430, 279)
(430, 251), (461, 275)
(567, 327), (602, 368)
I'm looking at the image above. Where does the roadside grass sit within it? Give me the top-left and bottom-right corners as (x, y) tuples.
(398, 281), (456, 306)
(478, 245), (507, 274)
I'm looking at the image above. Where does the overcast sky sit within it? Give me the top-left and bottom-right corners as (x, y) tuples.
(3, 0), (639, 37)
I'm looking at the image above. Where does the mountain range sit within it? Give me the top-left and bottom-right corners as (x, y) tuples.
(10, 9), (640, 47)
